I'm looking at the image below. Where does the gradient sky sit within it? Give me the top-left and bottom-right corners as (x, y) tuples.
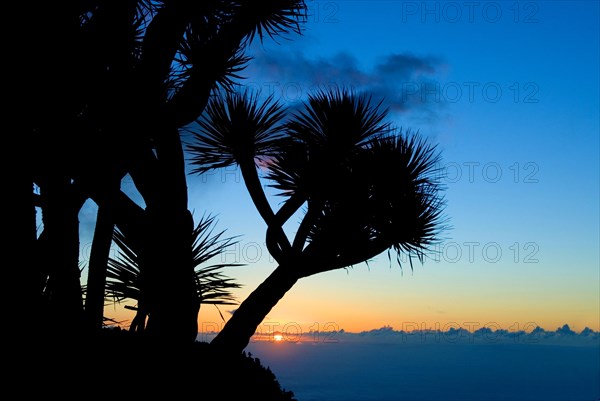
(85, 1), (599, 335)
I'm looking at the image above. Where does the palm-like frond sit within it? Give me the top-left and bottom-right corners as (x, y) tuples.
(106, 229), (143, 304)
(238, 0), (307, 42)
(106, 214), (242, 307)
(191, 214), (243, 304)
(187, 89), (286, 173)
(304, 131), (447, 269)
(264, 138), (310, 197)
(167, 0), (306, 106)
(288, 88), (391, 150)
(267, 88), (392, 200)
(363, 133), (446, 259)
(173, 23), (251, 95)
(195, 264), (241, 305)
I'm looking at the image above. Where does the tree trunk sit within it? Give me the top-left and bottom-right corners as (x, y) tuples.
(142, 125), (199, 344)
(40, 179), (85, 330)
(211, 264), (299, 354)
(9, 178), (39, 342)
(143, 208), (199, 343)
(85, 205), (115, 330)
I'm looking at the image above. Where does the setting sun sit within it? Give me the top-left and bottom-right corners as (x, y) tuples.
(273, 333), (283, 342)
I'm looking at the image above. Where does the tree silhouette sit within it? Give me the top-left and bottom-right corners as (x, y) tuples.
(17, 6), (448, 399)
(23, 1), (307, 345)
(105, 214), (242, 333)
(189, 88), (447, 353)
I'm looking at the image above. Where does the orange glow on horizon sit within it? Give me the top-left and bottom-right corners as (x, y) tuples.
(102, 279), (600, 335)
(104, 301), (600, 335)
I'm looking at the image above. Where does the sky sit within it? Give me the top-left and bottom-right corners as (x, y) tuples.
(84, 1), (600, 338)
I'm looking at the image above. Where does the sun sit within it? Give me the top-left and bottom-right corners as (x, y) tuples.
(273, 333), (284, 342)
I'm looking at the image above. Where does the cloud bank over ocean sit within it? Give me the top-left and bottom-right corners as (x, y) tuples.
(199, 323), (600, 346)
(242, 324), (599, 401)
(329, 323), (600, 345)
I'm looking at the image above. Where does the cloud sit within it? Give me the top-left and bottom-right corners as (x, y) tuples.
(375, 53), (438, 78)
(239, 48), (445, 120)
(348, 324), (600, 345)
(248, 323), (600, 346)
(556, 323), (576, 335)
(197, 322), (600, 345)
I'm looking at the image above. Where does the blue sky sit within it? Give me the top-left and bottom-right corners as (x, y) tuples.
(79, 1), (600, 335)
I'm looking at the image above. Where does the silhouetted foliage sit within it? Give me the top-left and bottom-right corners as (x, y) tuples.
(191, 88), (447, 353)
(18, 0), (448, 397)
(105, 214), (242, 332)
(20, 0), (309, 395)
(189, 90), (286, 173)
